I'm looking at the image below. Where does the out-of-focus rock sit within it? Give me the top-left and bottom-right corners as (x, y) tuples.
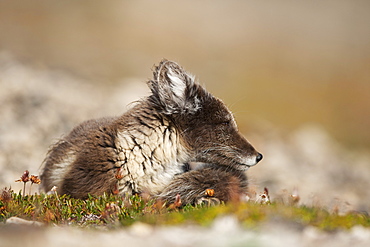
(5, 216), (44, 227)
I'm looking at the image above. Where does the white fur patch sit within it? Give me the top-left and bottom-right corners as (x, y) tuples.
(115, 122), (190, 195)
(47, 151), (76, 189)
(241, 156), (258, 167)
(167, 68), (186, 99)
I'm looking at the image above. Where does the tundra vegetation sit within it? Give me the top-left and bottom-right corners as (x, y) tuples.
(1, 175), (369, 231)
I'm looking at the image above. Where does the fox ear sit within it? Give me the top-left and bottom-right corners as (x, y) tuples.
(148, 59), (203, 115)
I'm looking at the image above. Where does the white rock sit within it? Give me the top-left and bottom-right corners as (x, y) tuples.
(5, 216), (44, 226)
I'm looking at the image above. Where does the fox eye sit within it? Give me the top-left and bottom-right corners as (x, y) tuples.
(210, 120), (230, 127)
(220, 120), (231, 126)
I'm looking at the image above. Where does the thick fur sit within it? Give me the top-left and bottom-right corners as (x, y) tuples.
(40, 59), (262, 199)
(157, 164), (248, 205)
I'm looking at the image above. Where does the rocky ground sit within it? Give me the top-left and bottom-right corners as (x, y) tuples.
(1, 54), (370, 246)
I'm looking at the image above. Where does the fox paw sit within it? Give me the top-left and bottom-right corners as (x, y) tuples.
(195, 197), (221, 206)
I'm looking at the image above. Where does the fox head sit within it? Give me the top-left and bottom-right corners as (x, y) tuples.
(148, 59), (262, 170)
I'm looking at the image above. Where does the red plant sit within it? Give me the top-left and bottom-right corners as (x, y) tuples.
(15, 170), (30, 197)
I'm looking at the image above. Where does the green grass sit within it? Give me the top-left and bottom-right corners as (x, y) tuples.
(1, 188), (369, 231)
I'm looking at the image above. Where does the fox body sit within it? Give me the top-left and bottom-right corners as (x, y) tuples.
(40, 60), (262, 199)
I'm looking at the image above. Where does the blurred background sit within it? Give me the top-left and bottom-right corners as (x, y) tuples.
(1, 1), (369, 211)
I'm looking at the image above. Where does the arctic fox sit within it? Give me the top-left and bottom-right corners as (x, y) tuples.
(40, 59), (262, 199)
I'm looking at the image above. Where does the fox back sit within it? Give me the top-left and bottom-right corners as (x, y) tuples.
(40, 59), (262, 198)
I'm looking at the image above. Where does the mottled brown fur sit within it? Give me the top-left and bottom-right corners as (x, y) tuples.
(41, 118), (120, 198)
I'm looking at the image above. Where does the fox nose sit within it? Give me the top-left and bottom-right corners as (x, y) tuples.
(256, 153), (263, 163)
